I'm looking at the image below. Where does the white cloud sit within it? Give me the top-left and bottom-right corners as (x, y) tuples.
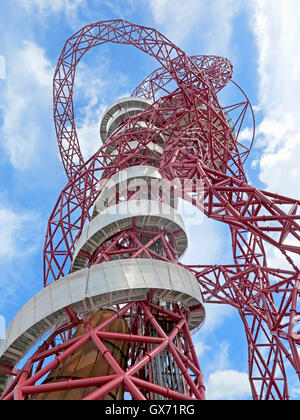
(0, 41), (53, 169)
(206, 369), (251, 400)
(75, 69), (119, 161)
(99, 0), (141, 17)
(249, 1), (300, 199)
(149, 0), (241, 54)
(0, 204), (41, 260)
(214, 342), (230, 371)
(291, 386), (300, 398)
(15, 0), (87, 30)
(255, 111), (300, 198)
(74, 57), (131, 161)
(0, 199), (42, 312)
(194, 341), (211, 358)
(149, 0), (207, 44)
(0, 207), (26, 259)
(247, 1), (300, 276)
(0, 55), (6, 80)
(17, 0), (86, 18)
(238, 126), (253, 143)
(201, 303), (235, 334)
(74, 61), (108, 160)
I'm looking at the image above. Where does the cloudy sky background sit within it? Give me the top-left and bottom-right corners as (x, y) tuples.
(0, 0), (299, 399)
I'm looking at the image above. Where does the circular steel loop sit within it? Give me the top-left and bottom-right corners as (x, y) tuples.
(54, 20), (221, 180)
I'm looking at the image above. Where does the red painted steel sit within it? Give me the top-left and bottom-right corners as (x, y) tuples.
(1, 302), (204, 401)
(2, 19), (299, 400)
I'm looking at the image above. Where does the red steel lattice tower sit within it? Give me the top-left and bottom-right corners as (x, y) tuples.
(0, 20), (299, 401)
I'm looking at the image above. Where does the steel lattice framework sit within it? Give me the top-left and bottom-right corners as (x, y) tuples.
(1, 20), (299, 401)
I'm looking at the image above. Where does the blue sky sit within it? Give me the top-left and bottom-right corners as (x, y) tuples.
(0, 0), (299, 400)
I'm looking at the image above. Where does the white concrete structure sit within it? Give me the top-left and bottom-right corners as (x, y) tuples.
(93, 165), (177, 216)
(72, 200), (188, 272)
(0, 259), (205, 394)
(93, 165), (163, 215)
(100, 97), (152, 142)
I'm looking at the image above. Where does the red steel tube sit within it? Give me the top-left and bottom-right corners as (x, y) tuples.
(83, 376), (124, 401)
(131, 377), (194, 401)
(21, 375), (115, 396)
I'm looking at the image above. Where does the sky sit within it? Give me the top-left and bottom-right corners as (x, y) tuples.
(0, 0), (299, 400)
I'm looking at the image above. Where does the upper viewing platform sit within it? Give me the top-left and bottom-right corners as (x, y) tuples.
(100, 96), (152, 143)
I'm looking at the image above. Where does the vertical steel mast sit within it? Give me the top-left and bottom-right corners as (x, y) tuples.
(0, 20), (299, 400)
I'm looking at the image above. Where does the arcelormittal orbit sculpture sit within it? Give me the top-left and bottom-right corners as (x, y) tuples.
(0, 20), (299, 401)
